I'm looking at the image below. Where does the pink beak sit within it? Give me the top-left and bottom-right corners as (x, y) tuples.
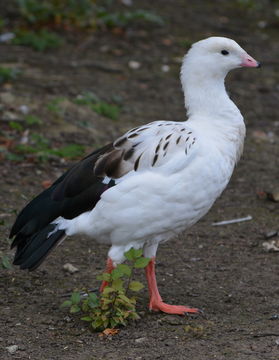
(241, 54), (260, 68)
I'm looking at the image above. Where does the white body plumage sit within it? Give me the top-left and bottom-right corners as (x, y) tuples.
(54, 37), (257, 265)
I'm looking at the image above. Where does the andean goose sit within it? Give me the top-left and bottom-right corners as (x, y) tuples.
(10, 37), (260, 314)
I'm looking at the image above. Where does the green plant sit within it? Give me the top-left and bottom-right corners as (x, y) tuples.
(15, 0), (164, 30)
(1, 254), (12, 269)
(47, 97), (66, 114)
(9, 121), (24, 132)
(12, 29), (63, 51)
(14, 133), (85, 161)
(50, 144), (85, 158)
(97, 9), (164, 28)
(74, 92), (100, 106)
(25, 114), (42, 125)
(74, 92), (120, 120)
(61, 248), (150, 331)
(91, 102), (120, 120)
(0, 67), (21, 84)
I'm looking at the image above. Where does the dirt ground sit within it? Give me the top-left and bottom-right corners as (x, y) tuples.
(0, 1), (279, 359)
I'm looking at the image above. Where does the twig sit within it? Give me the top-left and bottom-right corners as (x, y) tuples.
(212, 215), (252, 226)
(253, 333), (279, 338)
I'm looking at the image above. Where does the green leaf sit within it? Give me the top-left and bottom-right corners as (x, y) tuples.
(102, 298), (113, 305)
(118, 294), (132, 304)
(87, 292), (99, 308)
(60, 300), (72, 308)
(129, 281), (144, 292)
(111, 268), (123, 280)
(125, 247), (143, 260)
(112, 278), (123, 291)
(134, 257), (150, 269)
(81, 316), (93, 322)
(25, 115), (42, 125)
(88, 292), (98, 302)
(92, 318), (103, 329)
(97, 272), (111, 282)
(70, 304), (81, 313)
(1, 255), (12, 269)
(133, 249), (143, 258)
(102, 286), (114, 295)
(70, 292), (81, 304)
(117, 264), (131, 276)
(124, 248), (135, 260)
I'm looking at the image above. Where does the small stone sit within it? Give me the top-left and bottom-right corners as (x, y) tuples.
(135, 337), (146, 344)
(264, 230), (278, 239)
(258, 20), (267, 28)
(6, 345), (19, 354)
(19, 105), (29, 115)
(0, 92), (16, 105)
(275, 338), (279, 346)
(128, 60), (141, 70)
(161, 65), (170, 72)
(269, 314), (279, 320)
(0, 32), (15, 42)
(1, 111), (19, 121)
(267, 188), (279, 202)
(63, 263), (79, 274)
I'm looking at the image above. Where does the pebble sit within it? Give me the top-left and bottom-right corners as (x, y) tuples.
(0, 32), (15, 42)
(128, 60), (141, 70)
(19, 104), (30, 115)
(6, 345), (19, 354)
(135, 337), (146, 344)
(63, 263), (79, 274)
(0, 92), (16, 105)
(2, 111), (19, 121)
(161, 65), (170, 72)
(264, 230), (278, 239)
(267, 188), (279, 202)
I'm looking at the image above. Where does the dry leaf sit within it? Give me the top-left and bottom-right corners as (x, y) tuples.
(100, 328), (120, 337)
(262, 239), (279, 252)
(41, 180), (52, 189)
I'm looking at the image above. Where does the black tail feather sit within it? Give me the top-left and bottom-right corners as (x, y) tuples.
(13, 224), (66, 271)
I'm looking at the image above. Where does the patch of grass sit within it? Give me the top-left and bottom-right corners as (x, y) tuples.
(98, 9), (164, 28)
(0, 67), (21, 84)
(91, 102), (120, 120)
(12, 29), (63, 51)
(25, 114), (42, 125)
(61, 248), (150, 332)
(9, 121), (24, 132)
(74, 92), (120, 120)
(15, 0), (164, 30)
(13, 133), (85, 161)
(178, 38), (193, 49)
(74, 92), (100, 106)
(51, 144), (85, 158)
(47, 97), (66, 114)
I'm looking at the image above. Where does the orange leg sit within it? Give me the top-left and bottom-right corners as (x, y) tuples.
(145, 257), (200, 315)
(99, 257), (114, 293)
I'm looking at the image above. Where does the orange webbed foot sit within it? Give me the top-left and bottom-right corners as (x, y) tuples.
(149, 300), (201, 315)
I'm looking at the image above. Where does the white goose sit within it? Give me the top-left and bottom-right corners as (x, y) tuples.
(10, 37), (260, 315)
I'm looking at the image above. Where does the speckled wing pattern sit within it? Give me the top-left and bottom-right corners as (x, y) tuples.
(9, 121), (197, 270)
(94, 121), (197, 179)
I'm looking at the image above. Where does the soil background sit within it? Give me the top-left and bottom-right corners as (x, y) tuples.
(0, 1), (279, 359)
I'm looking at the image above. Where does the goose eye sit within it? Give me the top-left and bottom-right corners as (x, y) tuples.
(221, 50), (229, 55)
